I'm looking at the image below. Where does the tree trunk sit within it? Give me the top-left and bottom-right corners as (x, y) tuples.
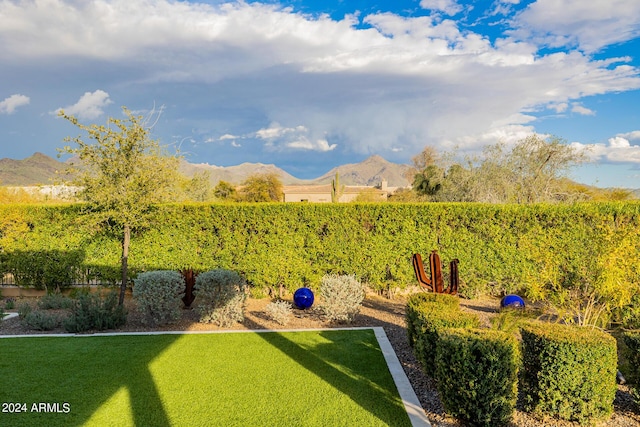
(119, 224), (130, 306)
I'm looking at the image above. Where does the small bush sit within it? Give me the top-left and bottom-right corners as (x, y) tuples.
(23, 310), (63, 331)
(435, 328), (520, 427)
(5, 298), (15, 310)
(133, 270), (185, 326)
(38, 293), (73, 310)
(195, 269), (247, 327)
(265, 300), (293, 325)
(520, 321), (617, 424)
(320, 274), (365, 323)
(18, 302), (32, 319)
(64, 292), (126, 333)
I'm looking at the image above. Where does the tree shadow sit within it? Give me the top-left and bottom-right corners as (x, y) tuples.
(243, 316), (413, 426)
(0, 333), (180, 426)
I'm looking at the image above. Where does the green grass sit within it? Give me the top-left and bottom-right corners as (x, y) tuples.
(0, 329), (412, 426)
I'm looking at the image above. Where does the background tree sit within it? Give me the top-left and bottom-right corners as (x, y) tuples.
(58, 107), (181, 304)
(177, 171), (213, 202)
(213, 180), (237, 201)
(508, 135), (589, 203)
(237, 173), (283, 202)
(411, 135), (591, 203)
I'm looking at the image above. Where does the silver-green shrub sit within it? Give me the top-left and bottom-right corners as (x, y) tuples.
(23, 310), (63, 331)
(133, 270), (184, 326)
(38, 293), (73, 310)
(320, 274), (365, 323)
(195, 269), (247, 327)
(265, 300), (293, 325)
(18, 302), (32, 319)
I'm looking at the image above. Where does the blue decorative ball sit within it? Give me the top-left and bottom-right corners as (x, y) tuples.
(501, 294), (525, 308)
(293, 287), (314, 309)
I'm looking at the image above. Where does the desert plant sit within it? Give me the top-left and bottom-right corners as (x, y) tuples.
(18, 302), (32, 319)
(195, 269), (247, 327)
(5, 298), (15, 310)
(64, 291), (126, 332)
(133, 270), (184, 326)
(265, 300), (293, 325)
(23, 310), (63, 331)
(320, 274), (365, 323)
(38, 293), (73, 310)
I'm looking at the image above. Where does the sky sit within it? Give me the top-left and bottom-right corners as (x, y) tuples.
(1, 0), (640, 188)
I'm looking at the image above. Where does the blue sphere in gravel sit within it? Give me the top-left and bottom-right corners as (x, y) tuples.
(501, 294), (525, 308)
(293, 287), (314, 309)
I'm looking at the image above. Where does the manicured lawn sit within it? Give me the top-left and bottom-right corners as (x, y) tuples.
(0, 329), (412, 426)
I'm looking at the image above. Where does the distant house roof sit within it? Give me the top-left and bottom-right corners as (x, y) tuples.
(282, 183), (389, 203)
(282, 184), (383, 194)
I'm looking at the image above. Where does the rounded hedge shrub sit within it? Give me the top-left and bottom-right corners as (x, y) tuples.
(195, 269), (247, 327)
(435, 328), (520, 427)
(520, 321), (617, 424)
(133, 270), (184, 326)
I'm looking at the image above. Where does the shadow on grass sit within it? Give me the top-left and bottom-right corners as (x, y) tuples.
(1, 299), (415, 427)
(0, 334), (180, 427)
(243, 316), (413, 426)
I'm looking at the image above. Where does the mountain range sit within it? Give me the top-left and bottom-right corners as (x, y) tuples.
(0, 152), (413, 188)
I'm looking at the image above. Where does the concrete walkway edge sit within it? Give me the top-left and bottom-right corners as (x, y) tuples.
(373, 326), (432, 427)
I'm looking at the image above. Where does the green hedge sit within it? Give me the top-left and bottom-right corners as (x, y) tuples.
(1, 203), (639, 303)
(435, 328), (520, 427)
(623, 331), (640, 385)
(520, 321), (617, 424)
(406, 292), (460, 348)
(405, 293), (479, 376)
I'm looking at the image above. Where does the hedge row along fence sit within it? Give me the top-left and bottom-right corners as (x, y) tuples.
(406, 294), (618, 426)
(1, 202), (639, 301)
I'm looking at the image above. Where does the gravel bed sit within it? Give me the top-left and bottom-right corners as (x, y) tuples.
(2, 293), (639, 426)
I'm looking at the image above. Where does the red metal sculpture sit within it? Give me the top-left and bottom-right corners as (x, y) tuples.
(412, 251), (458, 295)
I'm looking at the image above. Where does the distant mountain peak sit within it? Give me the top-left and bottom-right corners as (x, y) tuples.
(1, 152), (412, 188)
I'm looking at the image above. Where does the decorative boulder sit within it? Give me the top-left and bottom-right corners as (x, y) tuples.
(501, 294), (525, 308)
(293, 287), (314, 309)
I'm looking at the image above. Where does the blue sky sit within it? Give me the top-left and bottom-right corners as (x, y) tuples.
(1, 0), (639, 188)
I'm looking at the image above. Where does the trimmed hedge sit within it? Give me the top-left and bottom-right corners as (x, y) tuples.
(1, 203), (639, 305)
(405, 293), (479, 376)
(623, 331), (640, 385)
(520, 321), (617, 424)
(435, 328), (520, 427)
(406, 292), (460, 348)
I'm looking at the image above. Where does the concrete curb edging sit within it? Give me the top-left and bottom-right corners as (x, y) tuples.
(373, 326), (432, 427)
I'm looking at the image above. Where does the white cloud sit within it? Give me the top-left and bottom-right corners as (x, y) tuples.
(509, 0), (640, 53)
(617, 130), (640, 142)
(419, 0), (463, 16)
(255, 122), (336, 152)
(0, 0), (639, 167)
(571, 103), (595, 116)
(571, 132), (640, 164)
(56, 90), (112, 120)
(287, 137), (337, 152)
(0, 94), (30, 114)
